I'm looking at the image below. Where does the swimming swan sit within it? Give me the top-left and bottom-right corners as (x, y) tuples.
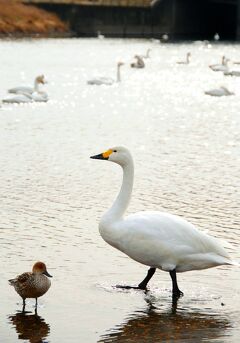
(3, 90), (48, 104)
(209, 56), (229, 72)
(130, 55), (145, 69)
(87, 62), (124, 85)
(177, 52), (191, 65)
(91, 146), (236, 297)
(3, 93), (33, 104)
(8, 75), (46, 94)
(141, 49), (151, 59)
(205, 86), (234, 97)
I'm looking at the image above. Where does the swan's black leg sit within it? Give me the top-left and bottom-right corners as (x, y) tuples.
(22, 298), (26, 312)
(116, 267), (156, 290)
(35, 298), (38, 308)
(138, 268), (156, 289)
(169, 269), (184, 298)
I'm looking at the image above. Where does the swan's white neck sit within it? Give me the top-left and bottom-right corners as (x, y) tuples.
(104, 159), (134, 221)
(34, 79), (40, 92)
(117, 65), (121, 82)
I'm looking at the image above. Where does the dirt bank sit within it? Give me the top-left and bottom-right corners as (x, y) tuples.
(0, 0), (68, 36)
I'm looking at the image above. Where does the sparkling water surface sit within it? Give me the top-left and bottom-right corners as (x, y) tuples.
(0, 38), (239, 342)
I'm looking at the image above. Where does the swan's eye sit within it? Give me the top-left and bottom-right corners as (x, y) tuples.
(113, 150), (117, 153)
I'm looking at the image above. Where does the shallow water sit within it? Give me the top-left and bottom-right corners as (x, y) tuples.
(0, 38), (239, 342)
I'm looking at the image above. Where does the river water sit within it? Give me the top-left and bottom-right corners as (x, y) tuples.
(0, 38), (239, 342)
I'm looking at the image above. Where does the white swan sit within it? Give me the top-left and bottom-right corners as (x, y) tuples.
(31, 91), (48, 102)
(224, 70), (240, 77)
(209, 56), (229, 72)
(141, 49), (151, 59)
(8, 75), (46, 94)
(87, 62), (124, 86)
(205, 86), (234, 97)
(130, 55), (145, 69)
(176, 52), (191, 65)
(3, 90), (48, 104)
(214, 33), (220, 41)
(91, 147), (236, 297)
(2, 93), (33, 104)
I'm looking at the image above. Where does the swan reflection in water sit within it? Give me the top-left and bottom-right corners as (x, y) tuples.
(99, 293), (232, 342)
(8, 310), (50, 343)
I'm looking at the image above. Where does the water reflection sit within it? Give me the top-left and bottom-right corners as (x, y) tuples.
(99, 293), (231, 342)
(8, 310), (50, 343)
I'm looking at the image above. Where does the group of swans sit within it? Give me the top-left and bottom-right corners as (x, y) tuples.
(206, 55), (238, 96)
(91, 146), (237, 298)
(3, 75), (48, 104)
(87, 51), (147, 86)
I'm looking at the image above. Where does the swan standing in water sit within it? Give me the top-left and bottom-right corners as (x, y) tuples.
(8, 75), (47, 94)
(176, 52), (191, 65)
(91, 147), (236, 297)
(130, 55), (145, 69)
(205, 86), (234, 97)
(87, 62), (124, 85)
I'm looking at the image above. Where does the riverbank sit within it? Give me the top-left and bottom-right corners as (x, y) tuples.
(0, 0), (68, 36)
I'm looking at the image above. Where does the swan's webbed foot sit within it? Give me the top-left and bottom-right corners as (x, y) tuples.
(172, 289), (184, 298)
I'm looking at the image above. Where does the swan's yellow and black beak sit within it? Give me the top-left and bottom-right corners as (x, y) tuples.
(90, 149), (113, 160)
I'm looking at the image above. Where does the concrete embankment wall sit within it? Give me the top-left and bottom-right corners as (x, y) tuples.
(35, 0), (238, 40)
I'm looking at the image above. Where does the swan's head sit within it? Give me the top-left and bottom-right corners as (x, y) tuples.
(32, 262), (52, 277)
(117, 61), (124, 67)
(90, 146), (132, 166)
(36, 75), (46, 84)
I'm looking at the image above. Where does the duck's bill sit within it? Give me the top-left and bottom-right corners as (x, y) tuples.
(90, 153), (108, 160)
(43, 271), (52, 278)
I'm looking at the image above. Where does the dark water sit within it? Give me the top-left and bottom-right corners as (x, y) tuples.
(0, 38), (239, 342)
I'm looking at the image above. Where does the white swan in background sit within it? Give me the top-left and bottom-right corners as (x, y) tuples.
(141, 49), (151, 59)
(130, 55), (145, 69)
(224, 69), (240, 77)
(97, 30), (105, 39)
(91, 146), (236, 297)
(205, 86), (234, 97)
(87, 62), (124, 86)
(214, 33), (220, 41)
(3, 93), (33, 104)
(209, 56), (229, 72)
(3, 90), (48, 104)
(161, 33), (169, 42)
(176, 52), (191, 65)
(8, 75), (47, 94)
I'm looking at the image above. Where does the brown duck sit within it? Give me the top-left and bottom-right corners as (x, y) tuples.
(9, 262), (52, 310)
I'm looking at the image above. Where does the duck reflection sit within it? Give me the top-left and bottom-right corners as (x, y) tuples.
(99, 294), (231, 342)
(8, 310), (50, 343)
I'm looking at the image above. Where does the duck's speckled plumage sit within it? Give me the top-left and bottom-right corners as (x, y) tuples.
(9, 262), (51, 306)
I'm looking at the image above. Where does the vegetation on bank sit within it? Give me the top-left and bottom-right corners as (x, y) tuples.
(0, 0), (68, 35)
